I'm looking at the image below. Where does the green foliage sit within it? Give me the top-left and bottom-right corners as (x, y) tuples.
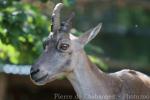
(0, 0), (50, 64)
(63, 0), (75, 7)
(108, 6), (150, 66)
(39, 0), (49, 3)
(88, 55), (108, 71)
(0, 41), (19, 64)
(117, 6), (150, 28)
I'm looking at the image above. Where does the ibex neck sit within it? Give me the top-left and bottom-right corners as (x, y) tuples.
(67, 51), (114, 100)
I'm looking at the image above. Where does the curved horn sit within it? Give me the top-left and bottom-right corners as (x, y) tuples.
(52, 3), (64, 31)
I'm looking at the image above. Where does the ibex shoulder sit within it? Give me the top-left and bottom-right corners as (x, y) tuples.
(111, 69), (150, 93)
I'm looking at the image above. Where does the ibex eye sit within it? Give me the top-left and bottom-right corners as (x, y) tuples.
(59, 43), (69, 51)
(57, 39), (70, 52)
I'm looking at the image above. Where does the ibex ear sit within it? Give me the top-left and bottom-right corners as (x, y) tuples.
(78, 23), (102, 47)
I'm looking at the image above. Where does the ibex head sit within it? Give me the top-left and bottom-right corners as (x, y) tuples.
(30, 3), (102, 85)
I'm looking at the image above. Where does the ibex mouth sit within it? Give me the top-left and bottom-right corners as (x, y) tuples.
(34, 74), (48, 83)
(30, 70), (49, 85)
(30, 74), (49, 85)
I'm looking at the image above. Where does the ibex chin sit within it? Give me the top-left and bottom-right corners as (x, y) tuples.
(30, 3), (150, 100)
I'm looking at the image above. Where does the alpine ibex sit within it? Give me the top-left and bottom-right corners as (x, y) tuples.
(30, 3), (150, 100)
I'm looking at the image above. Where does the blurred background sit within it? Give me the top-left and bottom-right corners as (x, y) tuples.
(0, 0), (150, 100)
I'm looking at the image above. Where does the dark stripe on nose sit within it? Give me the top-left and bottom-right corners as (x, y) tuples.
(31, 69), (40, 76)
(35, 74), (48, 82)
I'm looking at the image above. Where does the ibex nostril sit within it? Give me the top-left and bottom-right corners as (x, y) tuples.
(30, 69), (40, 76)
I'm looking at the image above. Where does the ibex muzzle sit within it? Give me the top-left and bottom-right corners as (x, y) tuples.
(30, 3), (102, 85)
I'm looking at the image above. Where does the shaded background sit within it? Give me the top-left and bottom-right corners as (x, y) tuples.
(0, 0), (150, 100)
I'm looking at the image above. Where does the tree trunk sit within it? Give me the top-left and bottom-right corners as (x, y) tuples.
(0, 74), (7, 100)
